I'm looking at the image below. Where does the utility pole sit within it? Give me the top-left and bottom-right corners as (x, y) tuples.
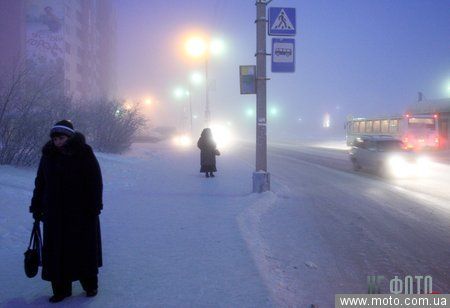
(204, 57), (211, 126)
(253, 0), (271, 193)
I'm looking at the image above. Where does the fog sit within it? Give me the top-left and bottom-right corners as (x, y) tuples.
(115, 0), (449, 141)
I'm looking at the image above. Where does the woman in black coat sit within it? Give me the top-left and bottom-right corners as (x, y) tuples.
(29, 120), (103, 303)
(197, 128), (220, 178)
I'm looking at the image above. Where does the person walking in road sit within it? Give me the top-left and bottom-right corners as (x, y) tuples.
(197, 128), (220, 178)
(29, 120), (103, 303)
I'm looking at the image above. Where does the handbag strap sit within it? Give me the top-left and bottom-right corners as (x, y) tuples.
(35, 221), (42, 266)
(28, 221), (41, 250)
(27, 223), (36, 250)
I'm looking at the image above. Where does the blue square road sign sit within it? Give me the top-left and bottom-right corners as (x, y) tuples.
(268, 7), (296, 36)
(271, 38), (295, 73)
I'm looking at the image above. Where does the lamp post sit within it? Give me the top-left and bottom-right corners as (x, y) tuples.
(189, 71), (203, 135)
(204, 57), (210, 125)
(185, 36), (225, 127)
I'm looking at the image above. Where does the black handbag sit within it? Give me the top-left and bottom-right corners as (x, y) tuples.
(24, 220), (42, 278)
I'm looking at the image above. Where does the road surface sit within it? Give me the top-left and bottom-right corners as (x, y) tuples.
(236, 141), (450, 306)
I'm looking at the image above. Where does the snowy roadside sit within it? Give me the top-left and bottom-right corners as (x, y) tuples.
(0, 141), (290, 307)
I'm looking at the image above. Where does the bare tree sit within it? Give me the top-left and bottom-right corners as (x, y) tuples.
(0, 62), (146, 166)
(84, 99), (146, 153)
(0, 61), (65, 166)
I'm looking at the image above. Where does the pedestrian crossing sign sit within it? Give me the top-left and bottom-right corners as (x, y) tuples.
(268, 7), (296, 36)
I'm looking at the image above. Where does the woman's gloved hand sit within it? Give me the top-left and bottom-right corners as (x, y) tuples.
(32, 212), (43, 221)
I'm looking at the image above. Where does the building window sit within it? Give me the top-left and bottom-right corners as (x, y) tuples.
(65, 42), (71, 54)
(381, 120), (389, 133)
(389, 120), (399, 133)
(365, 121), (373, 133)
(65, 6), (71, 18)
(77, 10), (83, 23)
(77, 47), (84, 59)
(373, 120), (380, 133)
(359, 121), (366, 133)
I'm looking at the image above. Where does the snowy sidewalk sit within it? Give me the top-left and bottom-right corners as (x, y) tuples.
(0, 142), (279, 307)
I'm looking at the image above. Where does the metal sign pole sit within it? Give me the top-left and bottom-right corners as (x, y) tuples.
(253, 0), (270, 193)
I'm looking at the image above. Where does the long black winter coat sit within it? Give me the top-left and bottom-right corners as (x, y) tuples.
(30, 132), (103, 282)
(197, 134), (218, 172)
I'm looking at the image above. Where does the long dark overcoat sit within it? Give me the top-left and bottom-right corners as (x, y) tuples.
(197, 135), (218, 172)
(30, 132), (103, 282)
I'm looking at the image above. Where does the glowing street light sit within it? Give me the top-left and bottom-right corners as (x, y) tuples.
(184, 36), (226, 58)
(185, 37), (207, 58)
(184, 35), (226, 125)
(144, 97), (153, 106)
(190, 71), (203, 85)
(245, 108), (254, 117)
(269, 106), (278, 117)
(210, 38), (226, 56)
(174, 87), (189, 99)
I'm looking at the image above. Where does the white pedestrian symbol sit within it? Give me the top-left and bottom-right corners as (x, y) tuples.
(272, 9), (294, 31)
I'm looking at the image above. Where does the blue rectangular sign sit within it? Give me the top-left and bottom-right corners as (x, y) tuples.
(272, 38), (295, 73)
(268, 7), (296, 36)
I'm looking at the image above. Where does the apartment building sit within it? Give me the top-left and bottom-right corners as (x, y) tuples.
(0, 0), (116, 100)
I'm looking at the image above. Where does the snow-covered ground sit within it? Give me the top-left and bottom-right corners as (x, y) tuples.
(0, 142), (286, 307)
(1, 140), (449, 307)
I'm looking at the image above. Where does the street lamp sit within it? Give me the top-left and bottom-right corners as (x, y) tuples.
(185, 37), (207, 58)
(210, 38), (226, 56)
(144, 97), (153, 106)
(187, 71), (205, 135)
(269, 106), (278, 117)
(245, 108), (254, 117)
(190, 71), (203, 85)
(184, 36), (225, 126)
(174, 87), (187, 99)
